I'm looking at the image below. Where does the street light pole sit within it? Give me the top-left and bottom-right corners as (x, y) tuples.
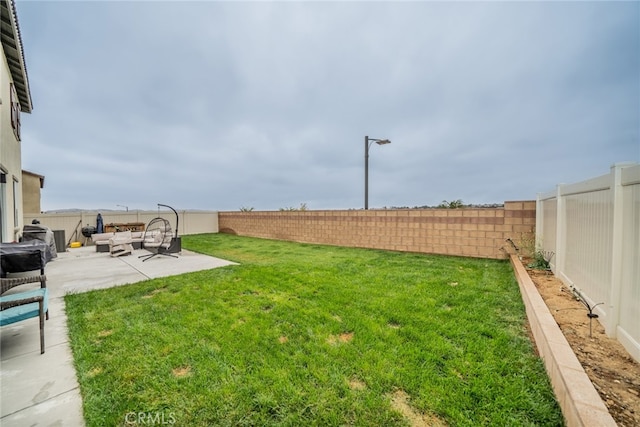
(364, 135), (391, 210)
(365, 136), (370, 210)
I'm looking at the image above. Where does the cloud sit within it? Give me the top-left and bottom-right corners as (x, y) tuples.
(16, 1), (639, 212)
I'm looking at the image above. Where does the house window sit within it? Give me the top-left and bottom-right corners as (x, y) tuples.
(10, 83), (21, 140)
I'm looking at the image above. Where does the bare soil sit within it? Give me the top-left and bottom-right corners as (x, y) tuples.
(389, 390), (447, 427)
(524, 262), (640, 426)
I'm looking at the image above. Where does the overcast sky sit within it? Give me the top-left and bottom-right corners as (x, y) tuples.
(17, 1), (639, 212)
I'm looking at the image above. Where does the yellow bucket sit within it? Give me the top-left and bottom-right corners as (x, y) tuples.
(69, 241), (82, 248)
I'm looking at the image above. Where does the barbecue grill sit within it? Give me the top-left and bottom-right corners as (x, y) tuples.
(81, 225), (97, 238)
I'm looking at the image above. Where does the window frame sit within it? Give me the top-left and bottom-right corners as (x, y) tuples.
(10, 83), (21, 140)
(12, 177), (19, 227)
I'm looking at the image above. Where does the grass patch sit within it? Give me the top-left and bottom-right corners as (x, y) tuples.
(66, 234), (563, 426)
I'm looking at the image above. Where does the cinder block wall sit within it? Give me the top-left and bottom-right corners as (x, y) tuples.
(218, 201), (536, 259)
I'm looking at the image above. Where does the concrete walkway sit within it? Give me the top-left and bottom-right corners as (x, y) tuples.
(1, 246), (236, 426)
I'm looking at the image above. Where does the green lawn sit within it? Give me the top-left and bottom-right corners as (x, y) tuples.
(66, 234), (563, 426)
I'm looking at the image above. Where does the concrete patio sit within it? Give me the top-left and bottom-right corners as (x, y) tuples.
(1, 245), (236, 426)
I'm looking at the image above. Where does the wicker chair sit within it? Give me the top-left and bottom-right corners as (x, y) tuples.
(1, 274), (49, 354)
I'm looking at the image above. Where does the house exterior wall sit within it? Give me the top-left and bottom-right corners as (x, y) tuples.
(21, 170), (42, 214)
(0, 47), (23, 242)
(218, 201), (536, 260)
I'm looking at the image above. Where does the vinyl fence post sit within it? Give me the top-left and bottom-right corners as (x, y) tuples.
(535, 193), (543, 252)
(555, 184), (566, 277)
(606, 162), (632, 337)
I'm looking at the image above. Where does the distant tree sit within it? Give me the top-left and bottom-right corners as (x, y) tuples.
(437, 199), (465, 209)
(239, 207), (254, 212)
(387, 201), (503, 210)
(279, 203), (308, 211)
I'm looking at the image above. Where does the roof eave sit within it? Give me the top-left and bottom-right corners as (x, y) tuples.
(1, 0), (32, 113)
(22, 170), (45, 188)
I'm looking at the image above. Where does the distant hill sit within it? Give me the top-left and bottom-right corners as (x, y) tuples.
(43, 208), (117, 214)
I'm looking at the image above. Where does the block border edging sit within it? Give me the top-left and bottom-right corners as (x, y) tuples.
(510, 255), (616, 427)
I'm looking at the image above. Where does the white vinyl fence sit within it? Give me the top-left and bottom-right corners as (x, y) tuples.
(23, 210), (219, 247)
(537, 162), (640, 362)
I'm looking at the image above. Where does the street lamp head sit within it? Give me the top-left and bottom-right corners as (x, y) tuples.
(375, 139), (391, 145)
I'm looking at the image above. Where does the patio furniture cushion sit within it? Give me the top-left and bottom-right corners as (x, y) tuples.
(139, 217), (178, 261)
(91, 232), (115, 244)
(1, 272), (50, 354)
(1, 287), (49, 353)
(0, 288), (49, 325)
(92, 232), (115, 252)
